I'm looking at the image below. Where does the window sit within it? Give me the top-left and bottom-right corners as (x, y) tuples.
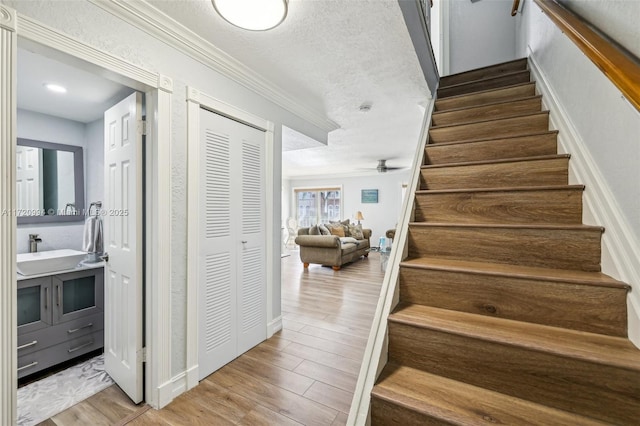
(295, 187), (341, 228)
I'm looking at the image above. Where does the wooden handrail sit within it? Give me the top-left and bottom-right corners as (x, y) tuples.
(535, 0), (640, 112)
(511, 0), (520, 16)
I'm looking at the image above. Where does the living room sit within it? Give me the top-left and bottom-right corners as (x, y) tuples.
(283, 171), (410, 257)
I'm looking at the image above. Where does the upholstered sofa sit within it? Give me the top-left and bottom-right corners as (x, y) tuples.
(295, 224), (372, 270)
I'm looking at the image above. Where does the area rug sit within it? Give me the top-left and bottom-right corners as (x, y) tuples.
(17, 354), (113, 426)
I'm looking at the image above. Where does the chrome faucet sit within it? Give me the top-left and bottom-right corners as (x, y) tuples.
(65, 203), (77, 215)
(28, 234), (42, 253)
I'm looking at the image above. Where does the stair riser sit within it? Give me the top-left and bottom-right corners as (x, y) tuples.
(432, 97), (542, 127)
(408, 225), (602, 271)
(439, 58), (528, 88)
(414, 188), (582, 225)
(438, 71), (531, 98)
(429, 113), (549, 144)
(371, 396), (447, 426)
(435, 83), (536, 112)
(399, 267), (627, 336)
(424, 133), (557, 165)
(388, 323), (640, 424)
(420, 157), (568, 190)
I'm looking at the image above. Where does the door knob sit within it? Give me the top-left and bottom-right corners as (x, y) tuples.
(100, 253), (109, 262)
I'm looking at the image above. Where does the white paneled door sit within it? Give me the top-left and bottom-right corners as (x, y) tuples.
(198, 108), (266, 379)
(103, 92), (144, 403)
(15, 145), (42, 212)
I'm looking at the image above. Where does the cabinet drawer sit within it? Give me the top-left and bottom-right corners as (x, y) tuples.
(18, 330), (104, 379)
(17, 313), (104, 356)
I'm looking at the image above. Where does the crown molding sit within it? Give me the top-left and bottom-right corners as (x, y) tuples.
(87, 0), (339, 133)
(0, 4), (17, 32)
(17, 14), (158, 89)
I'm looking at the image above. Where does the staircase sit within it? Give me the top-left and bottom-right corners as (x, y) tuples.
(370, 58), (640, 425)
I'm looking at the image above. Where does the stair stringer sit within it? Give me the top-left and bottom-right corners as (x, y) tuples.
(529, 52), (640, 348)
(347, 98), (436, 426)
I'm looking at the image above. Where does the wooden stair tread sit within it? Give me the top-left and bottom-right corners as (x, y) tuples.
(436, 81), (535, 103)
(372, 57), (637, 425)
(415, 184), (585, 195)
(400, 256), (629, 289)
(438, 70), (531, 91)
(430, 110), (549, 130)
(435, 82), (538, 112)
(389, 304), (640, 371)
(409, 221), (604, 232)
(372, 364), (608, 426)
(432, 95), (542, 116)
(421, 153), (569, 169)
(438, 72), (532, 99)
(439, 58), (529, 87)
(425, 130), (558, 148)
(431, 96), (543, 127)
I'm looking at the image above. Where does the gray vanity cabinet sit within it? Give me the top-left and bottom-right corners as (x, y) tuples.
(17, 267), (104, 378)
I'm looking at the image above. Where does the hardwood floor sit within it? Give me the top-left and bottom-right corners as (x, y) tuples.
(38, 251), (384, 425)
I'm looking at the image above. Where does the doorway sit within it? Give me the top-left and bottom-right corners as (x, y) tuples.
(15, 46), (144, 424)
(0, 12), (174, 423)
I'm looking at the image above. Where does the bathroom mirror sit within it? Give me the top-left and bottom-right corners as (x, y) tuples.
(16, 138), (85, 224)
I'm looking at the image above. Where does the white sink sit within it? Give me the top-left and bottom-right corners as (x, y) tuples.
(17, 249), (87, 276)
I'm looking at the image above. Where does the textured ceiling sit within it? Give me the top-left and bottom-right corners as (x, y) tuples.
(16, 1), (429, 176)
(148, 0), (430, 178)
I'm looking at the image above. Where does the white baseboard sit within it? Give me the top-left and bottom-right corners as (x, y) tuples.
(185, 364), (199, 391)
(155, 317), (282, 409)
(267, 315), (283, 337)
(156, 380), (173, 409)
(528, 51), (640, 348)
(155, 370), (192, 408)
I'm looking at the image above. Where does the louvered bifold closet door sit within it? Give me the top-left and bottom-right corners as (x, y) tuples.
(198, 109), (237, 379)
(237, 136), (266, 354)
(198, 108), (267, 380)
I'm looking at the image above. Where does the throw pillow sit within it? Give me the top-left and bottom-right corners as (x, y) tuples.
(308, 225), (319, 235)
(349, 224), (365, 240)
(331, 219), (350, 236)
(339, 237), (360, 245)
(318, 224), (331, 235)
(329, 225), (345, 237)
(341, 219), (351, 236)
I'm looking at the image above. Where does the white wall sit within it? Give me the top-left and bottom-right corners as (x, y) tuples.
(84, 117), (104, 210)
(16, 109), (86, 254)
(8, 0), (330, 377)
(431, 0), (443, 75)
(556, 0), (640, 59)
(516, 0), (640, 345)
(287, 171), (411, 246)
(449, 0), (517, 74)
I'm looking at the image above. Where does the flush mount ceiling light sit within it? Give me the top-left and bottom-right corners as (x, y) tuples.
(44, 83), (67, 94)
(212, 0), (288, 31)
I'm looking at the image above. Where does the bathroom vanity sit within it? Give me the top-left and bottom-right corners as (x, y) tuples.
(17, 264), (104, 379)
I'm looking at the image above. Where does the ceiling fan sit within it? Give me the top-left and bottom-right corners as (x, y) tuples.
(375, 159), (405, 173)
